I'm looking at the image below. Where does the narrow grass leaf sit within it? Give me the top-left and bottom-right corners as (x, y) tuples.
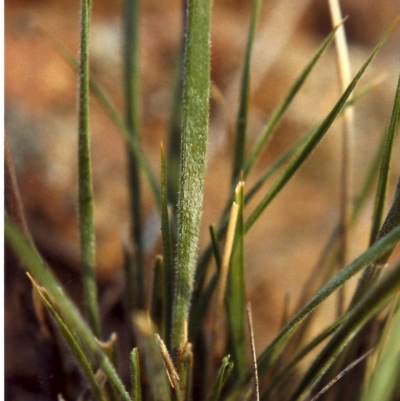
(28, 274), (107, 401)
(207, 355), (234, 401)
(226, 182), (247, 377)
(224, 225), (400, 399)
(5, 220), (132, 401)
(124, 0), (145, 309)
(261, 318), (344, 400)
(351, 178), (400, 306)
(130, 348), (142, 401)
(245, 29), (392, 232)
(232, 0), (262, 183)
(361, 297), (400, 401)
(287, 258), (400, 401)
(243, 23), (340, 176)
(245, 130), (312, 204)
(171, 0), (212, 353)
(369, 71), (400, 245)
(77, 0), (100, 337)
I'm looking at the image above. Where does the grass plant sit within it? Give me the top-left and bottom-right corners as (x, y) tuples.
(5, 1), (400, 400)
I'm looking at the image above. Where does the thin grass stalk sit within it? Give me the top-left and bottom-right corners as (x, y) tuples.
(171, 0), (211, 355)
(287, 258), (400, 401)
(5, 219), (132, 401)
(77, 0), (100, 337)
(329, 0), (354, 317)
(244, 27), (392, 233)
(309, 349), (373, 401)
(124, 0), (145, 310)
(232, 0), (262, 183)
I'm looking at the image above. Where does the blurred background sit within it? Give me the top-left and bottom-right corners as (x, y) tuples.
(5, 1), (400, 399)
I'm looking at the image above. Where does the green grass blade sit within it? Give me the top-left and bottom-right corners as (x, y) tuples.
(245, 30), (391, 233)
(369, 71), (400, 245)
(232, 0), (262, 183)
(160, 145), (174, 344)
(225, 225), (400, 398)
(133, 314), (172, 401)
(5, 219), (132, 401)
(130, 348), (142, 401)
(226, 182), (247, 377)
(29, 276), (107, 401)
(361, 297), (400, 401)
(287, 258), (400, 401)
(207, 355), (234, 401)
(261, 318), (344, 400)
(171, 0), (212, 353)
(243, 24), (340, 177)
(78, 0), (100, 337)
(245, 130), (312, 204)
(351, 178), (400, 306)
(124, 0), (145, 309)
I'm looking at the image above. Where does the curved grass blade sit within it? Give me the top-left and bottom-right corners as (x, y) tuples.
(5, 219), (132, 401)
(78, 0), (100, 337)
(28, 274), (107, 401)
(261, 317), (344, 400)
(130, 348), (142, 401)
(171, 0), (212, 354)
(245, 27), (393, 232)
(361, 297), (400, 401)
(287, 258), (400, 401)
(369, 71), (400, 245)
(124, 0), (145, 309)
(243, 23), (341, 177)
(224, 225), (400, 399)
(232, 0), (262, 183)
